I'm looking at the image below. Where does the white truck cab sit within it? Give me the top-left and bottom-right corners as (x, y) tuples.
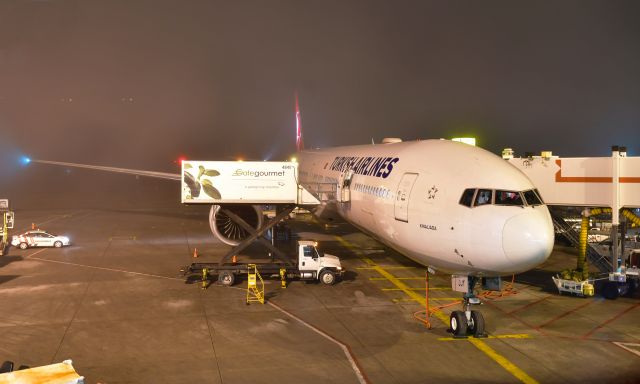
(297, 240), (343, 285)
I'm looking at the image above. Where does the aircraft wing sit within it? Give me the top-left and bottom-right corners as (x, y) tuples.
(32, 160), (181, 181)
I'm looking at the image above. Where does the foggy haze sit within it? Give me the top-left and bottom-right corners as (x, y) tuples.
(1, 0), (639, 177)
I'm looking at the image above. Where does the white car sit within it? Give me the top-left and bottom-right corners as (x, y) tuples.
(11, 230), (70, 249)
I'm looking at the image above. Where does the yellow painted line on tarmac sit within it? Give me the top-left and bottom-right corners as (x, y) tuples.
(438, 334), (532, 341)
(381, 287), (453, 292)
(335, 235), (539, 384)
(357, 266), (415, 270)
(369, 276), (428, 281)
(467, 338), (538, 384)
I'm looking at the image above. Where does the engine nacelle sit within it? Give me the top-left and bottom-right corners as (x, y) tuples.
(209, 204), (264, 246)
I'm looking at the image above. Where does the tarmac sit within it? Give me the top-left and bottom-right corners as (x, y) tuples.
(1, 171), (639, 383)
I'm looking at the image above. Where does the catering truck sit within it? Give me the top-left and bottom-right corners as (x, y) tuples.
(182, 240), (343, 286)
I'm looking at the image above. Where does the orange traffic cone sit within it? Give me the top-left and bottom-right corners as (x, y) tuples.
(32, 223), (35, 230)
(232, 255), (237, 264)
(193, 248), (198, 258)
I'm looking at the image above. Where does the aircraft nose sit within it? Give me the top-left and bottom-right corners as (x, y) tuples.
(502, 209), (554, 272)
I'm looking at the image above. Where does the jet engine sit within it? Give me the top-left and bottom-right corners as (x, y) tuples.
(209, 204), (264, 246)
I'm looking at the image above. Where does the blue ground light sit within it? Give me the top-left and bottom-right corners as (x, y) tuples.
(20, 156), (31, 165)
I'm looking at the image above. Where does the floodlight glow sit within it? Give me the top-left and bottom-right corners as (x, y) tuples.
(452, 137), (476, 146)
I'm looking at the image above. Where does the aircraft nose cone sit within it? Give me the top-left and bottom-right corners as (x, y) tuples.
(502, 209), (554, 272)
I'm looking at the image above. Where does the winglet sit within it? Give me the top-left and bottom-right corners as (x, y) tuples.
(295, 91), (304, 152)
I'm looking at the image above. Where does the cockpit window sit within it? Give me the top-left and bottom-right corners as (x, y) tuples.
(474, 189), (493, 206)
(534, 189), (545, 204)
(523, 189), (542, 206)
(459, 188), (475, 207)
(495, 190), (524, 206)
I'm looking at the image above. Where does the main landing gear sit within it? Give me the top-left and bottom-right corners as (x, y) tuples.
(449, 276), (488, 338)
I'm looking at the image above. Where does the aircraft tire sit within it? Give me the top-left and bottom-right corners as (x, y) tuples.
(468, 310), (485, 337)
(450, 311), (467, 336)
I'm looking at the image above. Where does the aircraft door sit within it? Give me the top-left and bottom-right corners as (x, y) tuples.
(394, 172), (418, 222)
(337, 169), (354, 202)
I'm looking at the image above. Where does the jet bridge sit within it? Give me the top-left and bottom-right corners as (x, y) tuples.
(505, 146), (640, 273)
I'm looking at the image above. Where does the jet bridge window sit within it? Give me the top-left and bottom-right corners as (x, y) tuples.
(459, 188), (476, 207)
(474, 189), (493, 206)
(495, 190), (524, 206)
(523, 189), (543, 206)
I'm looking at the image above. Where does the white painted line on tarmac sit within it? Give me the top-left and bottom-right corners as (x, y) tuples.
(268, 301), (370, 384)
(613, 342), (640, 358)
(27, 256), (183, 281)
(26, 248), (49, 258)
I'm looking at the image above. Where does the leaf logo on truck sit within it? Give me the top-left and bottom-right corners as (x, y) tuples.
(183, 163), (222, 199)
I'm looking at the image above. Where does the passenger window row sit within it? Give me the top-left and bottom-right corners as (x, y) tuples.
(459, 188), (544, 208)
(354, 182), (391, 199)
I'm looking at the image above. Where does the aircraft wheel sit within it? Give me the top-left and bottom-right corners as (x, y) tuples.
(450, 311), (467, 336)
(320, 270), (336, 285)
(19, 243), (28, 250)
(468, 310), (485, 337)
(218, 271), (235, 286)
(54, 241), (63, 248)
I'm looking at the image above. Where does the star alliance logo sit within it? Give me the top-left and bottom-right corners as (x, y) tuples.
(427, 185), (438, 199)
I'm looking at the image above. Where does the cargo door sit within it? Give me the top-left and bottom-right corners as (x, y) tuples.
(394, 172), (418, 222)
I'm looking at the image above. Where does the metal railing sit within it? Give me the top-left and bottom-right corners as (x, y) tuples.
(549, 210), (611, 273)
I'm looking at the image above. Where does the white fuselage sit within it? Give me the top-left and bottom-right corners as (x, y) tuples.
(298, 139), (554, 277)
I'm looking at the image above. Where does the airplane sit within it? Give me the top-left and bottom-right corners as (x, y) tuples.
(29, 96), (554, 337)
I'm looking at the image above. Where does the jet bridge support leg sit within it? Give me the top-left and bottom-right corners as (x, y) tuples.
(218, 205), (296, 266)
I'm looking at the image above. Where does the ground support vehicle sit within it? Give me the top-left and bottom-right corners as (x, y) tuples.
(181, 240), (343, 288)
(552, 275), (595, 297)
(600, 266), (640, 299)
(11, 230), (70, 249)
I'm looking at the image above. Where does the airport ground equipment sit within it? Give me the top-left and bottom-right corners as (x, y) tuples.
(246, 264), (265, 304)
(10, 230), (70, 249)
(0, 359), (83, 384)
(552, 276), (595, 297)
(0, 200), (14, 256)
(181, 240), (343, 289)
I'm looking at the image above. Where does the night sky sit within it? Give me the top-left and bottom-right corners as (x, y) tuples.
(1, 0), (639, 178)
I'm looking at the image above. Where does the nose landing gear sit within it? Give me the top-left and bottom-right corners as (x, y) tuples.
(449, 276), (488, 338)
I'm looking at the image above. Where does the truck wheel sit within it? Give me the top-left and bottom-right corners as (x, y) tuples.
(19, 243), (28, 250)
(218, 271), (235, 286)
(319, 270), (336, 285)
(54, 241), (63, 248)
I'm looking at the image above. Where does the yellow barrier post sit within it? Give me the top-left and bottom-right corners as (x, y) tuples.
(201, 268), (208, 290)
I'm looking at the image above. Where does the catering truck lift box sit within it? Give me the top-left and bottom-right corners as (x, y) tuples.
(182, 240), (344, 286)
(181, 160), (319, 205)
